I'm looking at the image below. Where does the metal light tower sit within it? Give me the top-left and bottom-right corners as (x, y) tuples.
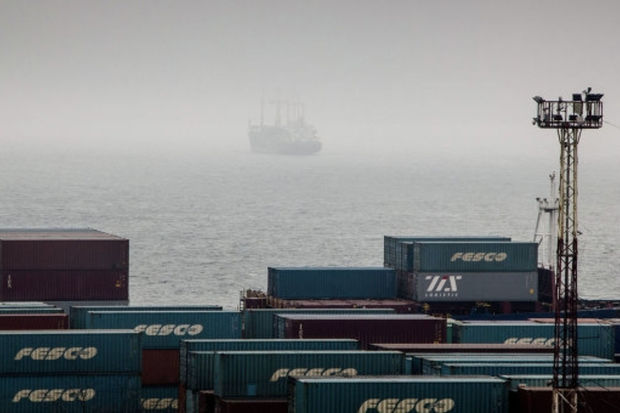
(532, 88), (604, 413)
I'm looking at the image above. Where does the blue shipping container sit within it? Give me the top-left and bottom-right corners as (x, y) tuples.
(70, 305), (222, 328)
(83, 311), (241, 348)
(0, 330), (141, 374)
(454, 321), (615, 359)
(267, 267), (396, 299)
(180, 338), (358, 387)
(291, 375), (509, 413)
(213, 350), (405, 397)
(440, 363), (620, 376)
(0, 374), (140, 413)
(409, 241), (537, 272)
(141, 386), (178, 413)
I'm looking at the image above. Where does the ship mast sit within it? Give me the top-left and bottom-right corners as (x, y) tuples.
(532, 88), (604, 413)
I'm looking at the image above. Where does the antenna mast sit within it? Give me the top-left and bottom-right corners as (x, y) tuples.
(532, 88), (604, 413)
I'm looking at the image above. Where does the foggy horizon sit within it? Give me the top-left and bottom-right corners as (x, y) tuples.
(2, 1), (620, 160)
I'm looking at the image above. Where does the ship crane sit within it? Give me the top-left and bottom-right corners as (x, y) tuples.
(532, 88), (604, 413)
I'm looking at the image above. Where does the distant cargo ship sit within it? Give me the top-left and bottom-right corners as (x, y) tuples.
(249, 99), (321, 155)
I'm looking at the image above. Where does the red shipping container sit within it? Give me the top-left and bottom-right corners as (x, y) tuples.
(0, 229), (128, 270)
(0, 313), (68, 329)
(143, 349), (180, 385)
(280, 314), (446, 349)
(368, 343), (554, 353)
(198, 390), (215, 413)
(1, 270), (128, 301)
(515, 386), (620, 412)
(269, 298), (416, 313)
(214, 397), (287, 413)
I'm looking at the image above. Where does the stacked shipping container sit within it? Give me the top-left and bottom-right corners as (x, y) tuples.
(0, 330), (141, 412)
(384, 236), (539, 306)
(0, 229), (129, 303)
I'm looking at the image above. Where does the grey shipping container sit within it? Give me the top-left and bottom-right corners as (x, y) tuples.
(0, 374), (140, 413)
(500, 374), (620, 392)
(0, 228), (129, 270)
(408, 241), (537, 272)
(213, 350), (404, 397)
(0, 330), (140, 374)
(383, 235), (511, 269)
(279, 314), (446, 348)
(267, 267), (396, 299)
(70, 305), (222, 328)
(400, 271), (538, 302)
(291, 375), (509, 413)
(242, 308), (395, 339)
(440, 363), (620, 376)
(82, 310), (241, 348)
(180, 338), (358, 388)
(454, 321), (615, 359)
(141, 386), (178, 413)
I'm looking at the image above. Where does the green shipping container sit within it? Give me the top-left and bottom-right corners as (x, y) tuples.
(440, 363), (620, 376)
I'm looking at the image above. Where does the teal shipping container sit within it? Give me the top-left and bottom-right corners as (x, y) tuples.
(383, 235), (511, 269)
(0, 307), (64, 314)
(213, 350), (404, 397)
(243, 308), (394, 339)
(291, 375), (509, 413)
(141, 386), (178, 413)
(414, 354), (610, 375)
(83, 310), (241, 349)
(439, 363), (620, 376)
(408, 241), (537, 272)
(454, 321), (615, 359)
(267, 267), (396, 299)
(0, 330), (141, 374)
(180, 338), (358, 388)
(0, 374), (140, 413)
(70, 305), (222, 328)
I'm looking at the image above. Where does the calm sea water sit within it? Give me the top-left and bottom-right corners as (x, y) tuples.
(1, 147), (618, 308)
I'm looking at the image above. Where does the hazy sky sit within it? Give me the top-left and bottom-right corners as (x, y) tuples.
(2, 0), (619, 158)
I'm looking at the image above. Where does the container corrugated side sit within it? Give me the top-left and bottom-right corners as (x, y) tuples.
(0, 374), (140, 413)
(213, 397), (288, 413)
(500, 374), (620, 391)
(280, 314), (446, 348)
(142, 349), (179, 385)
(0, 313), (68, 329)
(368, 343), (553, 353)
(383, 235), (511, 268)
(267, 267), (396, 299)
(70, 305), (222, 329)
(180, 338), (358, 388)
(412, 241), (537, 272)
(410, 271), (538, 302)
(83, 310), (241, 349)
(213, 350), (405, 397)
(0, 307), (65, 314)
(140, 386), (178, 413)
(1, 269), (128, 301)
(515, 386), (620, 413)
(0, 236), (129, 270)
(454, 321), (615, 359)
(439, 362), (620, 376)
(417, 355), (610, 375)
(243, 308), (395, 339)
(291, 375), (509, 413)
(0, 330), (140, 374)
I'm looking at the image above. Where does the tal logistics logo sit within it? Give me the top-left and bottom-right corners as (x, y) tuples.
(424, 275), (462, 298)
